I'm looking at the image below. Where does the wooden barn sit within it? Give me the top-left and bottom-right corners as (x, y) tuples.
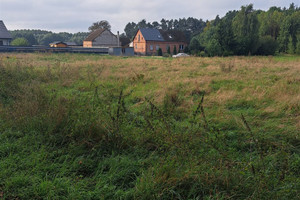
(133, 28), (187, 55)
(0, 20), (12, 46)
(83, 29), (120, 48)
(49, 41), (68, 48)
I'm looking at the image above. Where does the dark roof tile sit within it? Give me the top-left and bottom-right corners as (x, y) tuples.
(140, 28), (164, 41)
(84, 29), (115, 41)
(159, 30), (187, 43)
(138, 28), (187, 43)
(0, 20), (12, 39)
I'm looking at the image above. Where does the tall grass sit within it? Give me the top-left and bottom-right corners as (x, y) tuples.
(0, 53), (299, 199)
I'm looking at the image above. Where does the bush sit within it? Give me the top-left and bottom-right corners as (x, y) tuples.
(173, 46), (177, 55)
(11, 38), (30, 46)
(157, 48), (162, 56)
(163, 53), (171, 57)
(189, 38), (201, 55)
(296, 38), (300, 55)
(198, 51), (207, 57)
(167, 46), (171, 54)
(256, 36), (278, 55)
(205, 39), (222, 56)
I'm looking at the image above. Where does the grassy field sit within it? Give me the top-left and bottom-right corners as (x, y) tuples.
(0, 53), (299, 199)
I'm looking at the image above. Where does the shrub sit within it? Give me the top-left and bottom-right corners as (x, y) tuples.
(205, 39), (222, 56)
(163, 53), (171, 57)
(256, 36), (278, 55)
(198, 51), (207, 57)
(167, 46), (171, 54)
(189, 38), (201, 55)
(173, 45), (177, 55)
(157, 48), (162, 56)
(11, 38), (30, 46)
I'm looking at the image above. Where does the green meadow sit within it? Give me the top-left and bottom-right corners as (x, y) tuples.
(0, 53), (299, 199)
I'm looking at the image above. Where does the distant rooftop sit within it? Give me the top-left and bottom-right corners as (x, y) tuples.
(84, 28), (106, 41)
(49, 41), (66, 45)
(0, 20), (12, 39)
(139, 28), (164, 42)
(138, 28), (187, 43)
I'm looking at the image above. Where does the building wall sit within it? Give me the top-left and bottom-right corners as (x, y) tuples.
(133, 30), (146, 54)
(50, 43), (67, 48)
(145, 41), (187, 55)
(0, 39), (11, 46)
(108, 47), (122, 56)
(92, 30), (119, 47)
(123, 47), (134, 56)
(83, 41), (92, 47)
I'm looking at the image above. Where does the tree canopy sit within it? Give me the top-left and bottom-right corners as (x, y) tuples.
(11, 38), (30, 46)
(88, 20), (111, 32)
(124, 17), (206, 41)
(193, 3), (300, 56)
(10, 30), (89, 46)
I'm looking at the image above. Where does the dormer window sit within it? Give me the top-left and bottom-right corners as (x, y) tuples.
(168, 35), (173, 39)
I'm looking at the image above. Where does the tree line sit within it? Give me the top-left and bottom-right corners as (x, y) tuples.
(9, 3), (299, 56)
(190, 3), (300, 56)
(124, 17), (206, 42)
(10, 29), (89, 46)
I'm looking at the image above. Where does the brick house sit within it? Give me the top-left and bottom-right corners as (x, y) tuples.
(133, 28), (187, 55)
(83, 28), (120, 48)
(0, 20), (12, 46)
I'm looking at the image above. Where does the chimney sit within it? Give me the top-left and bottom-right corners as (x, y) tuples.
(117, 31), (120, 47)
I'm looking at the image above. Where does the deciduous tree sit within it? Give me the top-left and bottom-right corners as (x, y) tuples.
(88, 20), (111, 32)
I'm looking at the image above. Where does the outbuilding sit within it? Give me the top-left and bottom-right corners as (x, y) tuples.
(49, 41), (68, 48)
(0, 20), (12, 46)
(83, 28), (120, 48)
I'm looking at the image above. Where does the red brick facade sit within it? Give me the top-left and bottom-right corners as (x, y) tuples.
(133, 30), (187, 55)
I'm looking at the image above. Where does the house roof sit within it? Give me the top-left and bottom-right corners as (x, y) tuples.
(138, 28), (187, 43)
(65, 42), (77, 46)
(159, 30), (187, 43)
(84, 28), (108, 41)
(139, 28), (164, 42)
(0, 20), (12, 39)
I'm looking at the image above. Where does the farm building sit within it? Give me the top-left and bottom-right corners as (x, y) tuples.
(49, 41), (68, 48)
(0, 20), (12, 46)
(49, 41), (78, 48)
(133, 28), (187, 55)
(65, 42), (77, 47)
(83, 29), (120, 48)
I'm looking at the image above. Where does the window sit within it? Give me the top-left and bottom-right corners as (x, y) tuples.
(135, 44), (137, 49)
(138, 35), (140, 42)
(156, 45), (160, 51)
(179, 45), (184, 50)
(150, 45), (153, 51)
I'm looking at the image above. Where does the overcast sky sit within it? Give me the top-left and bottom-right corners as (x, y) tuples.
(0, 0), (297, 33)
